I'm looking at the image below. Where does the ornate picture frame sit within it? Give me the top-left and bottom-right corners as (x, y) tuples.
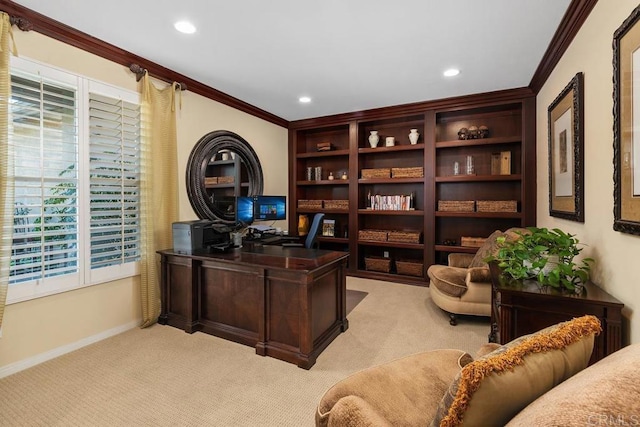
(613, 5), (640, 236)
(548, 72), (584, 222)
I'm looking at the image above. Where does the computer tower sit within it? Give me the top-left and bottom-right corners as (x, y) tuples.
(172, 220), (211, 254)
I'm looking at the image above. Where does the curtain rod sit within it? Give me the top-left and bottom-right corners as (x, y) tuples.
(129, 63), (187, 91)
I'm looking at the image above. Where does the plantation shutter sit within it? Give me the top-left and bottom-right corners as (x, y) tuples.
(88, 92), (141, 269)
(9, 73), (79, 283)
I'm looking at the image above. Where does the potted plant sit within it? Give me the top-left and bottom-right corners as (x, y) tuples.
(485, 227), (594, 292)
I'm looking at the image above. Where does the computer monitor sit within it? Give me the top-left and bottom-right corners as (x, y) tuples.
(235, 196), (254, 225)
(253, 195), (286, 221)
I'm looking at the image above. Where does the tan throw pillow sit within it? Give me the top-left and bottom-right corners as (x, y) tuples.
(467, 230), (504, 268)
(430, 315), (602, 427)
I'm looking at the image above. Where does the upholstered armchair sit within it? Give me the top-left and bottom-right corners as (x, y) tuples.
(427, 228), (527, 325)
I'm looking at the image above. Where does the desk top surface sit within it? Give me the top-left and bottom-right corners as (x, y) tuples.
(158, 245), (348, 271)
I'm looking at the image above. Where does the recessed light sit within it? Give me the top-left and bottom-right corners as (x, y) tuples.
(174, 20), (196, 34)
(299, 96), (312, 103)
(443, 68), (460, 77)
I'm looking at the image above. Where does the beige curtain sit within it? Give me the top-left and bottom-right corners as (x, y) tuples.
(139, 73), (179, 328)
(0, 12), (17, 331)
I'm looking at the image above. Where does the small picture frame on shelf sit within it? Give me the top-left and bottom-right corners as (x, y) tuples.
(322, 219), (336, 237)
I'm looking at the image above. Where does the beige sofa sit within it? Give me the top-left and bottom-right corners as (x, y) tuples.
(316, 315), (640, 427)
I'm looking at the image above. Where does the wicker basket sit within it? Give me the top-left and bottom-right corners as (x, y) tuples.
(365, 256), (392, 273)
(298, 199), (323, 209)
(324, 199), (349, 210)
(361, 168), (391, 179)
(460, 236), (487, 248)
(217, 176), (235, 184)
(391, 167), (424, 178)
(358, 229), (388, 241)
(204, 177), (218, 186)
(438, 200), (475, 212)
(476, 200), (518, 213)
(387, 230), (421, 244)
(396, 259), (424, 277)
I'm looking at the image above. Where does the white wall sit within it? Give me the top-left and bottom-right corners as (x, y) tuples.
(536, 1), (639, 343)
(0, 29), (287, 372)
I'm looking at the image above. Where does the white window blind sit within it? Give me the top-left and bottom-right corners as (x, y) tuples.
(9, 71), (79, 284)
(6, 56), (142, 303)
(88, 92), (141, 269)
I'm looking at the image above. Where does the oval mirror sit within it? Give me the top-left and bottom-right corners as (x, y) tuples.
(186, 130), (264, 222)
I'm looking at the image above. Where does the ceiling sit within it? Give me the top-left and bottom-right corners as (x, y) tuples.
(11, 0), (571, 122)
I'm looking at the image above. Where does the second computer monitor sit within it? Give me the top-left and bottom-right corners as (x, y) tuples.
(253, 195), (286, 221)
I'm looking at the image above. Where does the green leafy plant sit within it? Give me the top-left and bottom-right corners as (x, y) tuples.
(485, 227), (594, 292)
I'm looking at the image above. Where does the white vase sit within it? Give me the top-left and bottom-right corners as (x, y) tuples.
(368, 131), (379, 148)
(409, 128), (420, 145)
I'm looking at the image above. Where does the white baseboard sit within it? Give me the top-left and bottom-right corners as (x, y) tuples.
(0, 320), (140, 379)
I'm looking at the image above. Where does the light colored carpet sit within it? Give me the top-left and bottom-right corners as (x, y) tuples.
(0, 277), (489, 427)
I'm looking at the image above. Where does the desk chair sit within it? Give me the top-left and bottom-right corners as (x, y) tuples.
(282, 213), (325, 249)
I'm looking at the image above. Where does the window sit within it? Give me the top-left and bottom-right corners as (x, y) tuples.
(7, 57), (141, 303)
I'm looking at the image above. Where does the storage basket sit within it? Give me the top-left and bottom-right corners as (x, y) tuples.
(217, 176), (235, 184)
(460, 236), (488, 248)
(324, 199), (349, 210)
(387, 230), (421, 244)
(358, 229), (388, 241)
(365, 256), (392, 273)
(396, 259), (424, 277)
(204, 177), (218, 186)
(438, 200), (475, 212)
(391, 167), (424, 178)
(476, 200), (518, 213)
(361, 168), (391, 179)
(298, 199), (323, 209)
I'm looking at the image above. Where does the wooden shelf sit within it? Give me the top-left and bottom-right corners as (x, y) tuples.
(296, 149), (350, 159)
(351, 269), (426, 286)
(435, 211), (522, 219)
(318, 236), (349, 244)
(435, 174), (522, 183)
(296, 179), (349, 186)
(358, 209), (423, 216)
(435, 136), (520, 149)
(358, 144), (425, 154)
(434, 245), (478, 254)
(358, 240), (423, 250)
(358, 177), (424, 184)
(297, 208), (349, 214)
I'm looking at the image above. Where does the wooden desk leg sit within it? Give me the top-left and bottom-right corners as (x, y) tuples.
(255, 268), (268, 356)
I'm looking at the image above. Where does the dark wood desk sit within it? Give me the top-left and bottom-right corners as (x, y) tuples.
(489, 263), (624, 365)
(157, 245), (349, 369)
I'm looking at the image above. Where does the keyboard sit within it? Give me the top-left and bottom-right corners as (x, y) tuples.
(261, 235), (300, 244)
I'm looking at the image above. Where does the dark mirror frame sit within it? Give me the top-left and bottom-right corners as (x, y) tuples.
(186, 130), (263, 222)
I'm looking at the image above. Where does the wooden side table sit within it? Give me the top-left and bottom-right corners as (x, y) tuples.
(489, 263), (624, 365)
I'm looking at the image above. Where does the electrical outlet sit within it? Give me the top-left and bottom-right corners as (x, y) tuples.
(383, 251), (389, 258)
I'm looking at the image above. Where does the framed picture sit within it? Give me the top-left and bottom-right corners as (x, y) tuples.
(613, 5), (640, 235)
(547, 72), (584, 222)
(322, 219), (335, 237)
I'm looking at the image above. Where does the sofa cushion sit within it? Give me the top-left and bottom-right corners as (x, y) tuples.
(427, 265), (468, 297)
(430, 315), (602, 427)
(316, 349), (472, 427)
(506, 343), (640, 427)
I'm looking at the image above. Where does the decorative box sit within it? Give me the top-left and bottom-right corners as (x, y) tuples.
(387, 230), (421, 244)
(316, 141), (332, 151)
(358, 229), (388, 241)
(395, 259), (424, 277)
(217, 176), (234, 184)
(298, 199), (323, 209)
(460, 236), (488, 248)
(391, 167), (424, 178)
(324, 199), (349, 210)
(361, 168), (391, 179)
(438, 200), (475, 212)
(204, 177), (218, 186)
(365, 256), (392, 273)
(476, 200), (518, 212)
